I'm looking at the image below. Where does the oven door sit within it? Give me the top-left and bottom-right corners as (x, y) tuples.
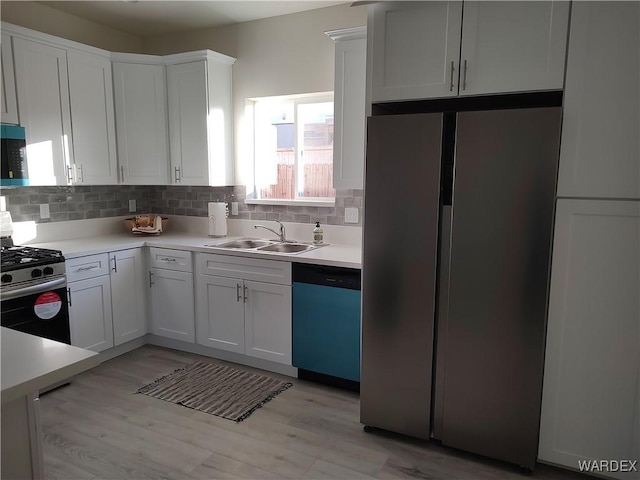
(1, 277), (70, 344)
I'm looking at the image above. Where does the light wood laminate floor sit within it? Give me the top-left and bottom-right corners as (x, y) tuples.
(40, 345), (586, 480)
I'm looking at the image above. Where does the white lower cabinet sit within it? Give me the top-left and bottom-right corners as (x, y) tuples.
(148, 248), (195, 342)
(243, 280), (292, 365)
(538, 199), (640, 478)
(67, 248), (146, 352)
(68, 274), (114, 352)
(110, 249), (147, 346)
(67, 253), (113, 352)
(197, 274), (245, 353)
(196, 253), (292, 365)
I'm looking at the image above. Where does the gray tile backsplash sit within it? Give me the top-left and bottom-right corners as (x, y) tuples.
(0, 185), (362, 226)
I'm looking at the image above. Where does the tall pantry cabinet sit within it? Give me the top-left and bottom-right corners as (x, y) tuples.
(538, 3), (640, 478)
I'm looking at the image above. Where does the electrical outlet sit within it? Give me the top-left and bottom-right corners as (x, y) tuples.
(0, 196), (5, 211)
(40, 204), (50, 219)
(231, 202), (238, 216)
(129, 199), (136, 212)
(345, 207), (359, 224)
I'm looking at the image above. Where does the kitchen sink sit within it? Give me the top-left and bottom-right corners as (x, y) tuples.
(206, 238), (322, 255)
(257, 243), (315, 254)
(213, 239), (276, 249)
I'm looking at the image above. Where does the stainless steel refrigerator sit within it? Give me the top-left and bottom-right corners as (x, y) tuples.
(360, 105), (562, 470)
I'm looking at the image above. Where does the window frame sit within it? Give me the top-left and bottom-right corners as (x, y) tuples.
(247, 92), (335, 206)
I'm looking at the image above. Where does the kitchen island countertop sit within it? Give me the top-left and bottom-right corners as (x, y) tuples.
(1, 327), (100, 404)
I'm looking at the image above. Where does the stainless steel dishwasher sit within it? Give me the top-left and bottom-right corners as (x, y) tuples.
(292, 263), (361, 390)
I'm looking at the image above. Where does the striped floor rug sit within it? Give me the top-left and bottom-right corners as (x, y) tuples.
(136, 361), (292, 422)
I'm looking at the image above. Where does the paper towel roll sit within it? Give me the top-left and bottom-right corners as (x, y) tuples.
(208, 202), (228, 237)
(0, 211), (13, 238)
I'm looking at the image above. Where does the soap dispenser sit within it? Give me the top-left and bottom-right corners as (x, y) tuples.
(313, 222), (323, 245)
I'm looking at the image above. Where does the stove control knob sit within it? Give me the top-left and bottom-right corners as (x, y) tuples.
(31, 268), (43, 278)
(1, 274), (12, 283)
(43, 266), (54, 276)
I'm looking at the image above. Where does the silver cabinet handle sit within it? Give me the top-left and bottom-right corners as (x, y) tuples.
(462, 59), (468, 91)
(77, 164), (84, 183)
(111, 255), (117, 273)
(243, 285), (248, 303)
(66, 165), (74, 184)
(75, 265), (99, 272)
(160, 257), (177, 263)
(120, 165), (125, 183)
(236, 283), (242, 302)
(149, 271), (154, 287)
(67, 287), (72, 307)
(449, 61), (455, 92)
(174, 166), (181, 183)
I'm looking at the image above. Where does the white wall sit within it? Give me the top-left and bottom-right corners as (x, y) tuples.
(0, 2), (143, 52)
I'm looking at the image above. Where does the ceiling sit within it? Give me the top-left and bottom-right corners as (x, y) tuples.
(36, 1), (350, 37)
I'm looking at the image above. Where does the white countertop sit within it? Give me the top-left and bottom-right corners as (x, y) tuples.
(1, 328), (100, 404)
(31, 232), (362, 269)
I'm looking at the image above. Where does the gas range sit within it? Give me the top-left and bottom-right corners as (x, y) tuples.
(1, 243), (66, 292)
(0, 229), (71, 347)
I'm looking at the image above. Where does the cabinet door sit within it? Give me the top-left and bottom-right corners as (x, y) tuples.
(196, 274), (244, 353)
(538, 199), (640, 477)
(13, 37), (73, 185)
(110, 249), (147, 346)
(149, 267), (195, 342)
(1, 34), (19, 125)
(557, 2), (639, 199)
(459, 1), (569, 96)
(112, 62), (169, 185)
(371, 1), (462, 102)
(67, 50), (117, 184)
(68, 276), (114, 352)
(333, 32), (366, 189)
(167, 61), (208, 186)
(244, 281), (292, 365)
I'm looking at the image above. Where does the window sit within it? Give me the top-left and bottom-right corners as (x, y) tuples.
(250, 93), (334, 202)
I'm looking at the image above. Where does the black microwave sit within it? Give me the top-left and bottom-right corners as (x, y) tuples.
(1, 124), (29, 186)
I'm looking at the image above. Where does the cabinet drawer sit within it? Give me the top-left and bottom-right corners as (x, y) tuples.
(197, 253), (291, 286)
(149, 247), (192, 272)
(66, 253), (110, 282)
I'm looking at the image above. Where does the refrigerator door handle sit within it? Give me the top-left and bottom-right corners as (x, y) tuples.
(433, 205), (453, 440)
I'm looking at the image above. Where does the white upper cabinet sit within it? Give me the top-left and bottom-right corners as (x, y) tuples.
(557, 2), (640, 200)
(459, 2), (569, 96)
(112, 59), (169, 185)
(12, 37), (74, 185)
(371, 2), (462, 102)
(165, 51), (235, 186)
(327, 27), (367, 190)
(67, 50), (118, 184)
(370, 1), (569, 102)
(1, 34), (19, 125)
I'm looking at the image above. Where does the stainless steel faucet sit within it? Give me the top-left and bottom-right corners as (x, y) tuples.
(254, 220), (287, 242)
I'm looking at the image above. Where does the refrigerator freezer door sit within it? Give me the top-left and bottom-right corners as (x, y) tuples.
(360, 113), (442, 439)
(442, 107), (562, 469)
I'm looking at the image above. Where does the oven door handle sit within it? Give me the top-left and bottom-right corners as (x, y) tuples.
(0, 276), (67, 302)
